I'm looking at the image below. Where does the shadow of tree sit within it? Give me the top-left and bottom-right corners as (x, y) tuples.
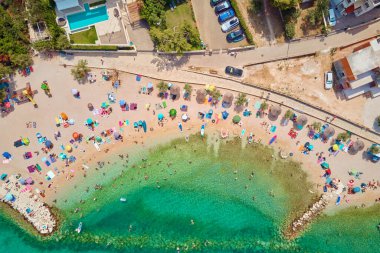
(150, 54), (190, 71)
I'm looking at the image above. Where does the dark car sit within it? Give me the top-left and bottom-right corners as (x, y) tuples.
(218, 9), (235, 23)
(226, 29), (245, 42)
(225, 66), (243, 77)
(214, 1), (230, 14)
(210, 0), (224, 6)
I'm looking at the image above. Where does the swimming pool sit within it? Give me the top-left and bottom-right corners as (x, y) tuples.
(67, 3), (109, 31)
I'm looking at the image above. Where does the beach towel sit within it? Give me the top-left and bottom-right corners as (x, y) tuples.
(94, 143), (101, 151)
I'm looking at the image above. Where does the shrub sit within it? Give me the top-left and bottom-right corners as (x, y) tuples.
(285, 109), (293, 119)
(285, 22), (295, 39)
(70, 45), (118, 51)
(230, 0), (255, 45)
(260, 102), (268, 111)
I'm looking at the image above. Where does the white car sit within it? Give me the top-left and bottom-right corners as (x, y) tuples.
(221, 17), (239, 33)
(324, 71), (333, 89)
(328, 9), (336, 27)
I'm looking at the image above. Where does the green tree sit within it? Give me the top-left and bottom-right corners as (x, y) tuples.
(336, 132), (350, 142)
(285, 22), (295, 39)
(184, 83), (192, 96)
(71, 60), (90, 82)
(210, 89), (221, 101)
(150, 27), (192, 53)
(260, 101), (268, 111)
(140, 0), (167, 27)
(181, 22), (201, 48)
(369, 145), (380, 154)
(271, 0), (298, 10)
(0, 89), (6, 101)
(235, 93), (248, 107)
(11, 54), (33, 68)
(157, 81), (168, 92)
(0, 65), (13, 79)
(285, 109), (293, 119)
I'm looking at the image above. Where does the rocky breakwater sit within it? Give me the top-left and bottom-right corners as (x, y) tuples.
(284, 194), (331, 239)
(0, 175), (56, 235)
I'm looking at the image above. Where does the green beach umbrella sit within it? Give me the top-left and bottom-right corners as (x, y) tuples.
(232, 115), (241, 124)
(95, 136), (102, 143)
(169, 108), (177, 118)
(41, 83), (49, 90)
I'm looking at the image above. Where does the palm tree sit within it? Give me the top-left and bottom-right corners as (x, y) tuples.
(156, 81), (168, 97)
(260, 102), (268, 111)
(337, 132), (350, 142)
(312, 122), (322, 131)
(235, 93), (247, 107)
(71, 60), (90, 82)
(285, 109), (293, 119)
(210, 89), (221, 102)
(183, 83), (192, 100)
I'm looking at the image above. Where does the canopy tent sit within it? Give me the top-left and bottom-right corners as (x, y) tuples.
(233, 115), (241, 124)
(323, 126), (335, 138)
(269, 105), (282, 118)
(196, 89), (207, 103)
(222, 92), (234, 108)
(170, 85), (181, 100)
(351, 139), (365, 152)
(169, 109), (177, 118)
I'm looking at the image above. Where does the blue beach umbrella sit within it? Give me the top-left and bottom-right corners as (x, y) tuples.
(147, 82), (153, 89)
(119, 100), (126, 106)
(2, 152), (11, 159)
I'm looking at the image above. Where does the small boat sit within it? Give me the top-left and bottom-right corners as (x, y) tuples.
(75, 222), (82, 233)
(120, 197), (127, 202)
(200, 124), (205, 137)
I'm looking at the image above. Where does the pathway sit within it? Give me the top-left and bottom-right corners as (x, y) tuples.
(263, 0), (276, 45)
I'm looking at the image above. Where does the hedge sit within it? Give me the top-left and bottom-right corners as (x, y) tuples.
(70, 45), (118, 51)
(230, 0), (255, 45)
(89, 0), (107, 8)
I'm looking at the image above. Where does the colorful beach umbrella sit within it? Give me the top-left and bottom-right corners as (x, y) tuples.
(119, 100), (126, 106)
(332, 144), (339, 151)
(2, 152), (11, 159)
(72, 132), (80, 140)
(21, 138), (30, 146)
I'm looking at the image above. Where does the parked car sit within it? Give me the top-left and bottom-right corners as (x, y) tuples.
(218, 9), (235, 23)
(226, 29), (245, 42)
(328, 9), (336, 27)
(225, 66), (243, 77)
(324, 71), (333, 89)
(215, 1), (230, 14)
(221, 17), (239, 32)
(210, 0), (224, 6)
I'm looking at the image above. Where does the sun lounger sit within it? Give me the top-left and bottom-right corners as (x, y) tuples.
(94, 143), (101, 151)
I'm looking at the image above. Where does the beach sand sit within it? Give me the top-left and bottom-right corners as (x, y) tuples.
(1, 56), (379, 234)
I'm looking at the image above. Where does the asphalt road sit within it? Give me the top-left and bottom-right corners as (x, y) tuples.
(191, 0), (247, 49)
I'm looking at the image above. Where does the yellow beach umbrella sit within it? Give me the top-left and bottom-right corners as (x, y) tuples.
(65, 145), (72, 152)
(332, 144), (339, 151)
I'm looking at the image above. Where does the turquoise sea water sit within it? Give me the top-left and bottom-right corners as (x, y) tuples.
(67, 3), (108, 31)
(0, 137), (379, 252)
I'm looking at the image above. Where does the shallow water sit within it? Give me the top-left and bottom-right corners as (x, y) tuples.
(0, 137), (379, 252)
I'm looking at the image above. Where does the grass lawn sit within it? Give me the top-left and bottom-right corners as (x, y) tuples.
(70, 26), (98, 44)
(165, 2), (197, 29)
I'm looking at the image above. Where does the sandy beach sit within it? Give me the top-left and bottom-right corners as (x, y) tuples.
(1, 55), (380, 239)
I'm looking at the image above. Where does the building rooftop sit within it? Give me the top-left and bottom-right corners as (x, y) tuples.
(55, 0), (80, 11)
(347, 38), (380, 77)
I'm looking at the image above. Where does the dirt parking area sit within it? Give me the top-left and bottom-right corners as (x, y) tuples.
(191, 0), (247, 49)
(243, 38), (380, 127)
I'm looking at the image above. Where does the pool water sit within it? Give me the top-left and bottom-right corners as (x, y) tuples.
(67, 3), (109, 31)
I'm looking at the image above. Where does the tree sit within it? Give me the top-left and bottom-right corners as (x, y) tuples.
(71, 60), (90, 82)
(150, 27), (192, 53)
(0, 89), (6, 101)
(140, 0), (167, 27)
(55, 34), (70, 50)
(369, 145), (380, 154)
(285, 22), (295, 39)
(312, 122), (322, 131)
(210, 89), (221, 102)
(336, 132), (350, 142)
(11, 54), (33, 68)
(235, 93), (248, 107)
(157, 81), (168, 92)
(184, 83), (192, 95)
(0, 65), (13, 79)
(271, 0), (298, 10)
(260, 101), (268, 111)
(181, 22), (201, 48)
(285, 109), (293, 119)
